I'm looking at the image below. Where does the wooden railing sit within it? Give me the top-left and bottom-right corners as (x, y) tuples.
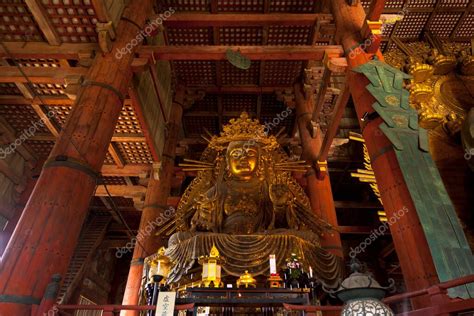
(55, 303), (194, 315)
(35, 274), (474, 316)
(284, 274), (474, 316)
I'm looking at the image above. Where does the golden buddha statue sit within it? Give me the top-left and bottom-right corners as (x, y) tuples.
(165, 113), (342, 286)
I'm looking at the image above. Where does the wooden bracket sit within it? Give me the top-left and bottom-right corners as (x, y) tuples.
(152, 162), (162, 180)
(182, 89), (206, 110)
(275, 88), (296, 108)
(64, 75), (84, 100)
(96, 21), (116, 54)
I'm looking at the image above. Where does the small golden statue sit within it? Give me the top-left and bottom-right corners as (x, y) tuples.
(237, 270), (257, 288)
(165, 113), (342, 286)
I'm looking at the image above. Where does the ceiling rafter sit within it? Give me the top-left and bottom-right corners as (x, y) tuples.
(24, 0), (61, 46)
(141, 45), (344, 61)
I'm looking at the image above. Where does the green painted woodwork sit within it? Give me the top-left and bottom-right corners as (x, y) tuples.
(353, 59), (474, 299)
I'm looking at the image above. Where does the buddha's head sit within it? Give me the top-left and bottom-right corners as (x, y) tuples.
(226, 141), (260, 180)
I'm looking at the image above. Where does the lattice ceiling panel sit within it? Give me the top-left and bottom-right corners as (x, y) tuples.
(260, 93), (286, 115)
(103, 151), (115, 165)
(7, 58), (61, 68)
(406, 0), (437, 8)
(183, 116), (219, 137)
(28, 83), (66, 96)
(222, 94), (257, 113)
(192, 94), (218, 112)
(221, 61), (260, 85)
(0, 83), (21, 95)
(115, 142), (154, 164)
(260, 113), (295, 136)
(267, 26), (312, 45)
(262, 61), (303, 86)
(101, 176), (127, 185)
(0, 0), (44, 41)
(439, 0), (470, 8)
(44, 104), (72, 128)
(217, 0), (265, 12)
(384, 0), (404, 9)
(454, 12), (474, 37)
(269, 0), (318, 12)
(173, 61), (216, 86)
(159, 0), (321, 13)
(166, 27), (213, 45)
(25, 140), (54, 159)
(42, 0), (98, 43)
(428, 12), (462, 37)
(158, 0), (209, 12)
(219, 27), (263, 45)
(394, 12), (431, 38)
(115, 104), (142, 134)
(0, 104), (51, 134)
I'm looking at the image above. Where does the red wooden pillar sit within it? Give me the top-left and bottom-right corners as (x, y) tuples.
(0, 1), (153, 314)
(330, 0), (439, 308)
(294, 86), (343, 258)
(121, 95), (183, 316)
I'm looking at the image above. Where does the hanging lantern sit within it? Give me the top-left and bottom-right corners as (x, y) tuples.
(198, 244), (225, 287)
(147, 247), (171, 284)
(324, 259), (395, 316)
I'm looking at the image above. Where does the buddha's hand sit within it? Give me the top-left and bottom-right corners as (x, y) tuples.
(269, 183), (290, 206)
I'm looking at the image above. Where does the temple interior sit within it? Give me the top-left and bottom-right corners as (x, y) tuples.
(0, 0), (473, 315)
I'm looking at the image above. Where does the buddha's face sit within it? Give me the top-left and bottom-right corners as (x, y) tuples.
(227, 141), (259, 180)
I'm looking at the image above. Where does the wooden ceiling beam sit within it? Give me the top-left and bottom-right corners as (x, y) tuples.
(0, 66), (87, 84)
(318, 84), (351, 162)
(140, 45), (344, 61)
(163, 13), (330, 27)
(0, 42), (97, 59)
(203, 86), (287, 94)
(30, 103), (60, 138)
(0, 96), (74, 105)
(29, 133), (146, 143)
(94, 184), (146, 197)
(107, 143), (125, 169)
(101, 164), (151, 177)
(25, 0), (61, 45)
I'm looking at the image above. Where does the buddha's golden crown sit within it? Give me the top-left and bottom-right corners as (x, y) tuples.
(208, 112), (279, 151)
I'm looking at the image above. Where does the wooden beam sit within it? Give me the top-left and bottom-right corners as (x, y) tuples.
(25, 0), (61, 45)
(163, 13), (330, 27)
(0, 95), (74, 105)
(28, 133), (146, 142)
(108, 143), (125, 168)
(203, 86), (286, 93)
(318, 83), (351, 162)
(95, 185), (147, 197)
(338, 226), (384, 234)
(0, 117), (37, 163)
(128, 87), (160, 162)
(30, 103), (60, 137)
(101, 164), (151, 177)
(334, 200), (382, 209)
(140, 45), (344, 61)
(0, 42), (97, 59)
(0, 66), (87, 84)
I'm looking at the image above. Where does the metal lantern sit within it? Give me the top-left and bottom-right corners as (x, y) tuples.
(324, 259), (395, 316)
(148, 247), (171, 284)
(342, 299), (394, 316)
(198, 244), (226, 287)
